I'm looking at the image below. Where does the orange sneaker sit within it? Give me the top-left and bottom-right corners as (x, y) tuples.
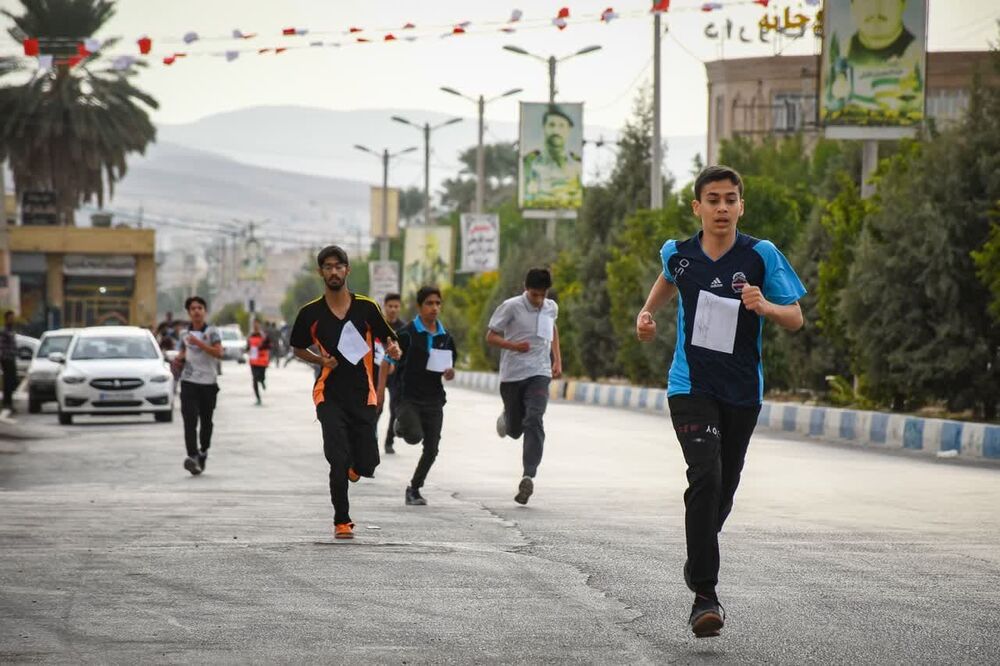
(333, 522), (354, 539)
(347, 467), (360, 483)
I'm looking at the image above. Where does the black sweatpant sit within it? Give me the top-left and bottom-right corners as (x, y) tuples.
(1, 359), (16, 409)
(316, 399), (379, 526)
(251, 365), (267, 400)
(383, 383), (401, 447)
(180, 381), (219, 458)
(668, 394), (761, 597)
(499, 376), (550, 478)
(394, 400), (445, 489)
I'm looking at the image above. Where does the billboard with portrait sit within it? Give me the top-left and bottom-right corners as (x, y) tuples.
(402, 226), (453, 303)
(820, 0), (928, 137)
(518, 102), (584, 212)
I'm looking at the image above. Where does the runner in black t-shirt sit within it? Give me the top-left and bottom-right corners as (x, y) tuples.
(290, 245), (400, 540)
(376, 286), (456, 506)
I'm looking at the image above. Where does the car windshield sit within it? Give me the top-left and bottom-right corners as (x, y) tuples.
(221, 329), (242, 341)
(71, 336), (159, 360)
(38, 335), (73, 357)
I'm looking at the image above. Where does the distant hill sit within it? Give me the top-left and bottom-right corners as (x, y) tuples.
(157, 105), (706, 189)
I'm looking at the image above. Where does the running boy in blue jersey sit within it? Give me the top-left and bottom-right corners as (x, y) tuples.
(636, 165), (805, 638)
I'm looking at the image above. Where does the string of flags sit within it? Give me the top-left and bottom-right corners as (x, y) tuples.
(7, 0), (821, 72)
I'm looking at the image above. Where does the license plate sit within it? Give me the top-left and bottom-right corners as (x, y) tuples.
(100, 392), (134, 400)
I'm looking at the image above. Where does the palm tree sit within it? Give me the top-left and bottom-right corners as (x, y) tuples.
(0, 0), (158, 225)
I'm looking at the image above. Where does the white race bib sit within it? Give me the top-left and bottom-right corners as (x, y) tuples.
(537, 314), (554, 341)
(427, 348), (454, 373)
(337, 321), (370, 365)
(691, 290), (740, 354)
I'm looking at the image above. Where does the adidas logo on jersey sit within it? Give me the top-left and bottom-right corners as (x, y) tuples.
(710, 277), (723, 288)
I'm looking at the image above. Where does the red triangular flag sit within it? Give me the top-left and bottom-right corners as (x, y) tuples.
(275, 47), (287, 54)
(163, 55), (176, 65)
(651, 0), (670, 11)
(753, 0), (769, 5)
(452, 26), (466, 34)
(349, 27), (363, 33)
(137, 36), (152, 54)
(76, 42), (91, 57)
(282, 28), (296, 36)
(68, 54), (84, 67)
(557, 7), (570, 19)
(174, 52), (187, 58)
(258, 48), (272, 54)
(403, 22), (416, 29)
(384, 34), (397, 41)
(356, 37), (370, 43)
(23, 38), (40, 56)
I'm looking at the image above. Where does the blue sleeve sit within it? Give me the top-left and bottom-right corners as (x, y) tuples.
(660, 240), (678, 283)
(753, 240), (807, 305)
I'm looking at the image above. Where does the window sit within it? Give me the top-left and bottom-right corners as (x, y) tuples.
(771, 92), (816, 132)
(715, 95), (725, 137)
(926, 89), (969, 124)
(71, 336), (158, 360)
(38, 335), (73, 357)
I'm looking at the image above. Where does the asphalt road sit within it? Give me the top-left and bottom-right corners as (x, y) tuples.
(2, 362), (998, 664)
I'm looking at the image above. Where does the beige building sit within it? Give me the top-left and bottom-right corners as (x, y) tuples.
(705, 50), (996, 164)
(6, 226), (157, 337)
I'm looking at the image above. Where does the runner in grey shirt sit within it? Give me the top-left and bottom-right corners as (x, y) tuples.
(175, 296), (223, 476)
(486, 268), (563, 505)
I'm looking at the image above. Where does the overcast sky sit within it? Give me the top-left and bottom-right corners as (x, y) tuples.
(2, 0), (997, 138)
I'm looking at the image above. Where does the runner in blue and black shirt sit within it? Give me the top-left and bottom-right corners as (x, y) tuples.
(636, 165), (806, 639)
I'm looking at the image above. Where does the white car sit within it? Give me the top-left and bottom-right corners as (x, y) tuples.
(0, 334), (39, 388)
(53, 326), (175, 425)
(218, 326), (247, 363)
(26, 328), (79, 413)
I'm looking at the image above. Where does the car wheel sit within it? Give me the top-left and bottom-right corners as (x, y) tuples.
(154, 411), (173, 423)
(58, 410), (72, 425)
(28, 394), (41, 414)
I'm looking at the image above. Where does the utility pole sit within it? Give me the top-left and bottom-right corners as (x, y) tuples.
(440, 86), (522, 215)
(354, 144), (419, 260)
(392, 116), (463, 226)
(651, 10), (664, 210)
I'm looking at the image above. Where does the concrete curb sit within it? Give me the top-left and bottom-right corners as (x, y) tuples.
(452, 371), (1000, 464)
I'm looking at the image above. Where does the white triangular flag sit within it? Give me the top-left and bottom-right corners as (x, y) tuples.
(509, 9), (523, 22)
(112, 55), (135, 70)
(84, 38), (101, 53)
(183, 31), (199, 44)
(225, 50), (239, 62)
(37, 54), (54, 72)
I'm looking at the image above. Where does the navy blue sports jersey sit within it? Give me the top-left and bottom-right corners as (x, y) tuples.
(661, 231), (806, 406)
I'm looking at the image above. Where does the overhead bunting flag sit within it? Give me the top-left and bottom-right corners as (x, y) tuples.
(349, 27), (363, 33)
(163, 55), (175, 65)
(701, 2), (723, 11)
(509, 9), (523, 22)
(601, 8), (619, 22)
(753, 0), (769, 5)
(76, 42), (91, 57)
(68, 54), (84, 67)
(37, 54), (53, 71)
(452, 26), (466, 34)
(275, 47), (287, 54)
(183, 31), (199, 44)
(384, 33), (396, 41)
(137, 36), (152, 54)
(112, 55), (135, 70)
(225, 50), (239, 62)
(557, 7), (570, 19)
(233, 29), (256, 39)
(310, 41), (324, 47)
(403, 22), (416, 29)
(652, 0), (670, 12)
(23, 38), (39, 56)
(258, 48), (271, 54)
(84, 38), (101, 53)
(282, 28), (296, 35)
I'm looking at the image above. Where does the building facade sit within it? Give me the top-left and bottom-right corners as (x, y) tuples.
(5, 226), (157, 337)
(705, 50), (996, 164)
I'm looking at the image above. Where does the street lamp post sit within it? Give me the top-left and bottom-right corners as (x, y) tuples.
(354, 144), (418, 261)
(651, 11), (663, 210)
(391, 115), (463, 226)
(502, 44), (602, 240)
(440, 86), (522, 214)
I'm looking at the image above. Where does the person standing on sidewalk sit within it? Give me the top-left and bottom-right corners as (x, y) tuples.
(378, 293), (407, 454)
(486, 268), (562, 506)
(636, 165), (805, 639)
(376, 286), (456, 506)
(246, 319), (271, 405)
(290, 245), (400, 540)
(0, 311), (18, 415)
(175, 296), (224, 476)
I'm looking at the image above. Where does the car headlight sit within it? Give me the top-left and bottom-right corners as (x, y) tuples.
(149, 374), (171, 383)
(61, 375), (86, 384)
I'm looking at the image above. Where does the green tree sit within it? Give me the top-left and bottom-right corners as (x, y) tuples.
(0, 0), (158, 224)
(280, 264), (323, 324)
(440, 142), (518, 213)
(213, 302), (249, 333)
